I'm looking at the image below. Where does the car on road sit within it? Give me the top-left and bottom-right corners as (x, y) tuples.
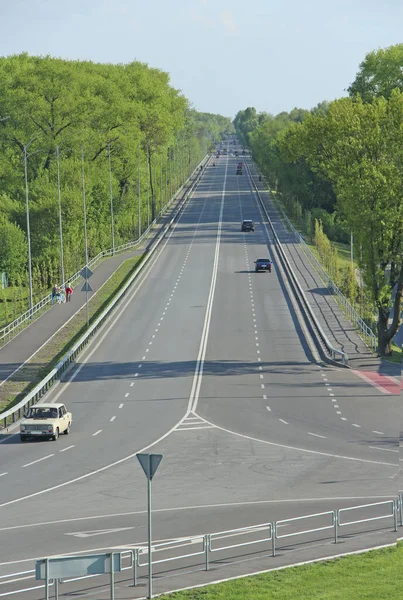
(241, 220), (254, 232)
(254, 258), (272, 272)
(20, 403), (72, 441)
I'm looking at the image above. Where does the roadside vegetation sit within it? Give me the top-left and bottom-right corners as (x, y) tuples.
(160, 543), (403, 600)
(0, 53), (234, 329)
(234, 44), (403, 357)
(0, 253), (142, 417)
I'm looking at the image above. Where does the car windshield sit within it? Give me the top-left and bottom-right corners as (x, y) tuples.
(257, 259), (270, 263)
(27, 407), (58, 419)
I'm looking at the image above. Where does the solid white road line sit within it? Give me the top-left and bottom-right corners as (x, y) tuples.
(22, 454), (54, 468)
(369, 446), (399, 453)
(188, 157), (228, 413)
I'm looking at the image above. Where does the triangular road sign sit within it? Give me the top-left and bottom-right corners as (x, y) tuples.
(137, 453), (163, 480)
(81, 281), (93, 292)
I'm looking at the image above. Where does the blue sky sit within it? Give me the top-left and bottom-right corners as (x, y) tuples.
(1, 0), (402, 118)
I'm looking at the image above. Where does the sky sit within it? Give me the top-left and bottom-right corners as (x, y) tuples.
(0, 0), (402, 118)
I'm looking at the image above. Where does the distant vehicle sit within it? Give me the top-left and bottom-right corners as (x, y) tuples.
(20, 403), (72, 441)
(254, 259), (272, 273)
(236, 167), (242, 175)
(241, 220), (254, 232)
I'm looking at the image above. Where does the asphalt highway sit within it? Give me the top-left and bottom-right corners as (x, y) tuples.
(0, 145), (399, 598)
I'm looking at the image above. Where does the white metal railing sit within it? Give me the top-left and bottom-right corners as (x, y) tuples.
(245, 162), (348, 365)
(0, 158), (208, 348)
(1, 498), (398, 598)
(255, 170), (377, 352)
(0, 159), (208, 429)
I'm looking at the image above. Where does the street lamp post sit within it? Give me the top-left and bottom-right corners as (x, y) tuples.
(107, 144), (115, 255)
(81, 145), (90, 328)
(55, 146), (65, 286)
(138, 142), (141, 239)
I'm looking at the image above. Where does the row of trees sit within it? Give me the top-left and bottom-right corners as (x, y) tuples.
(0, 53), (233, 311)
(234, 44), (403, 355)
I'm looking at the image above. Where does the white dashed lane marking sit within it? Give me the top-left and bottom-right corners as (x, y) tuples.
(0, 472), (8, 477)
(279, 419), (289, 425)
(60, 445), (75, 452)
(22, 454), (54, 468)
(373, 431), (384, 435)
(369, 446), (399, 453)
(308, 432), (327, 439)
(110, 416), (116, 422)
(92, 430), (102, 437)
(125, 393), (129, 398)
(118, 403), (124, 409)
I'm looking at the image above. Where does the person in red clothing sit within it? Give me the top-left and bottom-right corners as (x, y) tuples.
(65, 283), (73, 302)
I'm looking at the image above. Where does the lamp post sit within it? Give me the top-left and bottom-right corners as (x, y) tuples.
(23, 126), (53, 314)
(138, 141), (141, 239)
(81, 145), (90, 328)
(55, 145), (65, 286)
(107, 144), (115, 255)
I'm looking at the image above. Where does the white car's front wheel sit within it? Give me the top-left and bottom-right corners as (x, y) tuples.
(53, 428), (59, 441)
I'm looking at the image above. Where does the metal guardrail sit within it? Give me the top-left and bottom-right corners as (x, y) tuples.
(256, 171), (377, 352)
(0, 160), (208, 430)
(0, 499), (399, 597)
(245, 162), (348, 365)
(0, 158), (208, 349)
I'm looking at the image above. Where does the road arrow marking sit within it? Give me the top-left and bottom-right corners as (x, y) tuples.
(65, 527), (135, 538)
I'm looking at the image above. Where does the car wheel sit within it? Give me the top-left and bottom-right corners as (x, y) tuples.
(53, 428), (59, 441)
(64, 423), (71, 435)
(20, 435), (27, 442)
(255, 268), (258, 272)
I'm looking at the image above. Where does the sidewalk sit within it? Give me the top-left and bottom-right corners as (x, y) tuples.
(0, 174), (199, 388)
(248, 163), (401, 380)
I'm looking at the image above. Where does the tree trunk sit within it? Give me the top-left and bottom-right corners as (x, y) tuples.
(377, 308), (392, 356)
(147, 152), (155, 222)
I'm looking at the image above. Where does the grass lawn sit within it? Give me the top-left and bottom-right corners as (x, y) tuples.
(0, 255), (142, 417)
(161, 543), (402, 600)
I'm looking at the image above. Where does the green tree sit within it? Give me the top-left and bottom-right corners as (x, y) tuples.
(348, 44), (403, 102)
(0, 218), (28, 283)
(280, 92), (403, 355)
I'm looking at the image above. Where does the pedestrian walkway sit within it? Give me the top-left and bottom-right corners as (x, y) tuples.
(248, 163), (401, 380)
(0, 174), (199, 388)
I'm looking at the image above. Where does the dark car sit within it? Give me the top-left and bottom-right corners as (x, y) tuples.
(254, 258), (272, 272)
(236, 167), (242, 175)
(241, 220), (254, 232)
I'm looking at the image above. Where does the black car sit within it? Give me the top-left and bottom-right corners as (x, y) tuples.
(241, 220), (254, 232)
(254, 258), (272, 272)
(236, 167), (242, 175)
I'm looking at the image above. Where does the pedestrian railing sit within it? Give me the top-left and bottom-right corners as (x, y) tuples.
(253, 169), (377, 352)
(244, 162), (348, 365)
(2, 498), (398, 598)
(0, 159), (208, 349)
(0, 161), (207, 429)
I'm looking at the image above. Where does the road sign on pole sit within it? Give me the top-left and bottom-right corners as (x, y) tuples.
(136, 454), (163, 599)
(137, 453), (163, 480)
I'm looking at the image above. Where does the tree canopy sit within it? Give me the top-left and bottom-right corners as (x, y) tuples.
(0, 54), (231, 304)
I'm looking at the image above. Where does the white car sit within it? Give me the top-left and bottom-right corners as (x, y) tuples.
(20, 403), (72, 441)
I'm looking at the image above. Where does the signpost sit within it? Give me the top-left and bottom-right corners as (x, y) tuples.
(36, 552), (121, 600)
(136, 453), (163, 599)
(80, 266), (93, 328)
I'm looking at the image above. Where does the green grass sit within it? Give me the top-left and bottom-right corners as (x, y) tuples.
(0, 254), (142, 418)
(385, 342), (403, 364)
(160, 543), (403, 600)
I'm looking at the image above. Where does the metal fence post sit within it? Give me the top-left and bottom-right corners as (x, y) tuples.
(205, 534), (210, 571)
(133, 549), (138, 586)
(271, 522), (276, 557)
(394, 500), (398, 532)
(334, 510), (338, 543)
